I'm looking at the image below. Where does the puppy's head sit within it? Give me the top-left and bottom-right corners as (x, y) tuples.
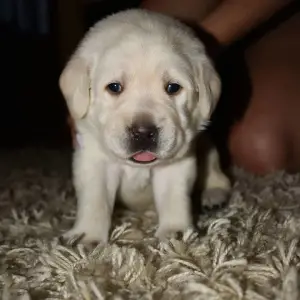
(59, 9), (221, 166)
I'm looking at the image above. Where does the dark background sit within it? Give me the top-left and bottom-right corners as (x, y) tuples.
(0, 0), (140, 149)
(0, 0), (298, 149)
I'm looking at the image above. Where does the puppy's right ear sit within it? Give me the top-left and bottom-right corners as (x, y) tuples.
(59, 57), (91, 119)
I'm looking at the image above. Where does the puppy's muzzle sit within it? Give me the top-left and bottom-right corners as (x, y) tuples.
(128, 122), (159, 152)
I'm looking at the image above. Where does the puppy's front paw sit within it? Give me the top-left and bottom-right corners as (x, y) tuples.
(61, 225), (109, 245)
(155, 223), (193, 241)
(202, 187), (229, 209)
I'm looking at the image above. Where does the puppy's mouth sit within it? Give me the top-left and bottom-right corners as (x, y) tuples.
(129, 151), (157, 164)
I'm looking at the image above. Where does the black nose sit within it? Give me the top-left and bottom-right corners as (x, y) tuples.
(128, 123), (159, 152)
(130, 124), (158, 140)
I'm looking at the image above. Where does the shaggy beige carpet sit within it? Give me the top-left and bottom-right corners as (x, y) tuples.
(0, 148), (300, 300)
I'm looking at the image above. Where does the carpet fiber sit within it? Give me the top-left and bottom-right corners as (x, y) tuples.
(0, 148), (300, 300)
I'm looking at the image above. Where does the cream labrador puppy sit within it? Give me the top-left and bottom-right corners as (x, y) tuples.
(59, 9), (230, 243)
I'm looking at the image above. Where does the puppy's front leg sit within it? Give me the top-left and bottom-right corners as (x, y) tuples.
(64, 149), (120, 244)
(153, 157), (196, 240)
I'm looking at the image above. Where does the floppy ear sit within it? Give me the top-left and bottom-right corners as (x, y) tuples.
(194, 58), (221, 127)
(59, 56), (91, 119)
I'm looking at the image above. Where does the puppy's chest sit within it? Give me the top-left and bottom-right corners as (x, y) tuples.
(119, 166), (153, 210)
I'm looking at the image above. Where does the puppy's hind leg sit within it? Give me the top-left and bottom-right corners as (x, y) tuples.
(202, 147), (231, 208)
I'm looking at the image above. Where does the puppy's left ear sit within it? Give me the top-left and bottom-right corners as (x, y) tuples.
(194, 58), (221, 125)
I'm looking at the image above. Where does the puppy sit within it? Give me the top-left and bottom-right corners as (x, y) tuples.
(59, 9), (230, 243)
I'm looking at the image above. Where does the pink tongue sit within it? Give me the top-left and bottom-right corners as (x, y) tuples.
(132, 152), (156, 162)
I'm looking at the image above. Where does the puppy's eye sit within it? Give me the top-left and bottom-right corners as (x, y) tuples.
(165, 83), (181, 95)
(106, 82), (123, 94)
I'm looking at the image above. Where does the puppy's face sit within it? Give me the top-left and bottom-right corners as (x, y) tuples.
(60, 10), (221, 166)
(93, 40), (202, 165)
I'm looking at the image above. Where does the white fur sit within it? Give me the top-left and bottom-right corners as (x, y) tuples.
(59, 9), (230, 243)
